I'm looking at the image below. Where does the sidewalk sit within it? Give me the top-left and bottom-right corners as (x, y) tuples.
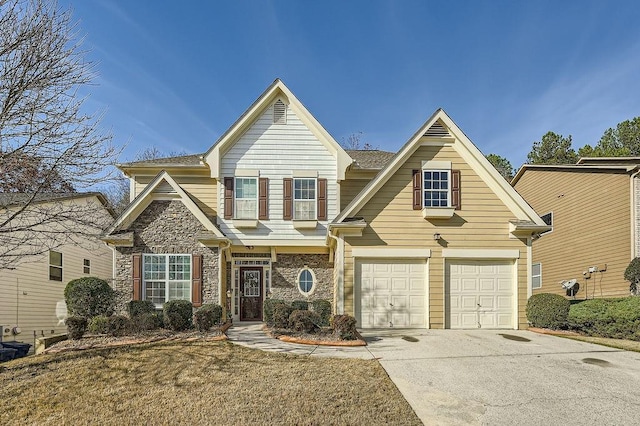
(225, 322), (375, 359)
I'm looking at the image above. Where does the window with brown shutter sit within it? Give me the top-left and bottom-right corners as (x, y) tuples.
(259, 177), (269, 220)
(224, 177), (234, 219)
(317, 178), (327, 220)
(451, 170), (461, 210)
(191, 254), (203, 307)
(283, 178), (293, 220)
(412, 169), (422, 210)
(132, 253), (142, 301)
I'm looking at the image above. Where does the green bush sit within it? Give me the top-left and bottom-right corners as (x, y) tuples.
(131, 312), (163, 332)
(128, 300), (157, 318)
(64, 277), (115, 319)
(289, 310), (321, 333)
(193, 304), (223, 332)
(624, 258), (640, 295)
(331, 314), (358, 340)
(272, 304), (295, 329)
(526, 293), (570, 329)
(263, 299), (286, 326)
(87, 315), (110, 334)
(107, 315), (131, 337)
(291, 300), (309, 311)
(66, 316), (87, 340)
(163, 300), (193, 331)
(311, 300), (332, 326)
(569, 298), (640, 340)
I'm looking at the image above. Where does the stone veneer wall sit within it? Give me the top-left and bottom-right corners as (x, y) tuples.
(113, 200), (219, 313)
(270, 254), (333, 303)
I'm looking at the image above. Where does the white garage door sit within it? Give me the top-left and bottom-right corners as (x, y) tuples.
(446, 260), (514, 329)
(356, 259), (426, 328)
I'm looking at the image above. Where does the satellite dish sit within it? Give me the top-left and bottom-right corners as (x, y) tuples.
(561, 279), (577, 290)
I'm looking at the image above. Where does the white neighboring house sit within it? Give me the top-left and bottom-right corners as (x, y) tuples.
(0, 193), (114, 345)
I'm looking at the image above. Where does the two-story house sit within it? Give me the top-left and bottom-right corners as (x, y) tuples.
(104, 79), (547, 329)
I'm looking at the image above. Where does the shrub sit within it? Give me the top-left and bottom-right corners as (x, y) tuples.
(624, 258), (640, 295)
(107, 315), (131, 337)
(311, 300), (332, 326)
(291, 300), (309, 311)
(272, 304), (295, 329)
(331, 314), (358, 340)
(569, 298), (640, 340)
(65, 277), (115, 319)
(66, 316), (87, 340)
(128, 300), (157, 318)
(193, 304), (223, 332)
(88, 315), (110, 334)
(131, 312), (163, 332)
(289, 310), (321, 333)
(263, 299), (286, 326)
(163, 300), (193, 331)
(526, 293), (570, 329)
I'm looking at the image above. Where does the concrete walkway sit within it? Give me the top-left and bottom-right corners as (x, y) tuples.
(226, 322), (375, 359)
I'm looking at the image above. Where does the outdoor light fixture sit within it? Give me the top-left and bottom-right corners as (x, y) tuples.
(433, 233), (441, 241)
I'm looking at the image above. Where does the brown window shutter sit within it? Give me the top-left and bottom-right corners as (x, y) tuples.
(132, 253), (142, 301)
(451, 170), (461, 210)
(224, 177), (234, 219)
(283, 178), (293, 220)
(192, 254), (203, 307)
(317, 178), (327, 220)
(259, 177), (269, 220)
(412, 169), (422, 210)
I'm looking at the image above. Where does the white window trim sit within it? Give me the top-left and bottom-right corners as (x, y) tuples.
(297, 267), (316, 296)
(540, 212), (553, 235)
(293, 177), (317, 221)
(83, 258), (91, 275)
(234, 177), (258, 220)
(49, 250), (63, 282)
(143, 254), (192, 307)
(532, 262), (542, 289)
(422, 169), (451, 208)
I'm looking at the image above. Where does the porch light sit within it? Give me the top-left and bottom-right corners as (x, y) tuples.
(433, 233), (441, 241)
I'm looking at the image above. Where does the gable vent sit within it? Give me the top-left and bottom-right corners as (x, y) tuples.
(154, 181), (176, 194)
(424, 121), (450, 137)
(273, 99), (286, 124)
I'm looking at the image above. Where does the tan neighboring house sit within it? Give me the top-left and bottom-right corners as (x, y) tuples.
(0, 193), (114, 345)
(512, 157), (640, 299)
(103, 79), (548, 329)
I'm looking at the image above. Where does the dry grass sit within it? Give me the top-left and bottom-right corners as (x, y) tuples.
(559, 335), (640, 353)
(1, 341), (421, 425)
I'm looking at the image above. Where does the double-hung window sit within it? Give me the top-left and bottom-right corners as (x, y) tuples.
(423, 170), (450, 207)
(293, 178), (316, 220)
(143, 254), (191, 306)
(235, 178), (257, 219)
(532, 263), (542, 290)
(49, 250), (63, 281)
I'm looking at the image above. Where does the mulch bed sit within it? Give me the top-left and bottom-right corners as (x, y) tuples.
(264, 325), (367, 346)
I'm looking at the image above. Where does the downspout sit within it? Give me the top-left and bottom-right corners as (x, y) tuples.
(630, 168), (640, 260)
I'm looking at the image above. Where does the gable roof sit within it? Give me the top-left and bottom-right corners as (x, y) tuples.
(119, 154), (203, 168)
(204, 79), (353, 180)
(0, 192), (114, 217)
(104, 170), (226, 241)
(346, 150), (395, 170)
(511, 163), (636, 186)
(334, 109), (548, 227)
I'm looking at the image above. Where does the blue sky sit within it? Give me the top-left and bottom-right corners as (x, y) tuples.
(61, 0), (640, 168)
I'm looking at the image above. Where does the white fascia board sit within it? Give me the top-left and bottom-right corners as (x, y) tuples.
(351, 247), (432, 258)
(231, 238), (329, 247)
(441, 249), (520, 259)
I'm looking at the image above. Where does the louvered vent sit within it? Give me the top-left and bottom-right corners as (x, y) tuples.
(424, 121), (450, 137)
(273, 99), (286, 124)
(154, 181), (176, 194)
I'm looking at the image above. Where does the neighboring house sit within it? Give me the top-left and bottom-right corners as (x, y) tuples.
(512, 157), (640, 299)
(0, 193), (114, 345)
(103, 79), (547, 329)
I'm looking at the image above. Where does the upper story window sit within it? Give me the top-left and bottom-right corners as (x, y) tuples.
(532, 263), (542, 289)
(273, 99), (286, 124)
(235, 177), (258, 219)
(49, 250), (63, 281)
(413, 162), (460, 215)
(540, 212), (553, 235)
(423, 170), (450, 207)
(143, 254), (191, 307)
(83, 259), (91, 274)
(294, 178), (316, 220)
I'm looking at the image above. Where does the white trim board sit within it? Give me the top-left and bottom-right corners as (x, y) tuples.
(351, 248), (432, 258)
(441, 249), (520, 259)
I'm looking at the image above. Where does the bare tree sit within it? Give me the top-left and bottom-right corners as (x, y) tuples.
(341, 132), (378, 150)
(0, 0), (120, 268)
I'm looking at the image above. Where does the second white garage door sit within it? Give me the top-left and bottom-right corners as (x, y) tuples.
(446, 260), (514, 329)
(356, 259), (426, 328)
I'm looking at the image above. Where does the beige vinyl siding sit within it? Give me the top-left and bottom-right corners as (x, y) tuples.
(134, 174), (217, 218)
(344, 144), (529, 329)
(515, 169), (631, 298)
(340, 170), (377, 209)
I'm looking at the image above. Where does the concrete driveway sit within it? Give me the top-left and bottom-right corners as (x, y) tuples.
(361, 329), (640, 425)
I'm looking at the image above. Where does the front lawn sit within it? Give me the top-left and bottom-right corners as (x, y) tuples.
(1, 341), (420, 425)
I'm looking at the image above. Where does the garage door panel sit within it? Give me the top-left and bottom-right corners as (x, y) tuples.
(462, 278), (477, 291)
(460, 295), (477, 309)
(479, 278), (495, 291)
(357, 258), (426, 328)
(497, 278), (511, 292)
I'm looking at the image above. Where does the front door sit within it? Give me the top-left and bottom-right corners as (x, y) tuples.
(240, 267), (262, 321)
